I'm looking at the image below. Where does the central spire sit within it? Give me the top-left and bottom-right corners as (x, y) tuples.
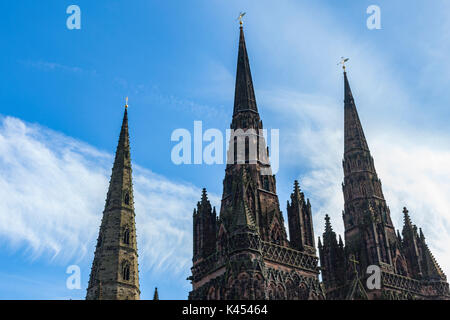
(233, 24), (258, 115)
(189, 21), (324, 300)
(220, 21), (286, 242)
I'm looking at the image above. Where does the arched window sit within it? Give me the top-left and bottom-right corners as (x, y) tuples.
(124, 192), (130, 205)
(122, 263), (130, 281)
(123, 229), (130, 245)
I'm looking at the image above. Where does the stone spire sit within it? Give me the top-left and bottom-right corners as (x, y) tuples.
(219, 22), (285, 244)
(228, 23), (263, 159)
(189, 21), (324, 300)
(324, 67), (450, 299)
(86, 105), (140, 300)
(341, 70), (397, 273)
(342, 70), (385, 204)
(233, 24), (258, 116)
(344, 71), (369, 154)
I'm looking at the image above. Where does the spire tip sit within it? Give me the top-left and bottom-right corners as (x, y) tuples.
(237, 12), (246, 27)
(338, 57), (349, 72)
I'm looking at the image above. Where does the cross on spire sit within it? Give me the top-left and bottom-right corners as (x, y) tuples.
(349, 254), (359, 274)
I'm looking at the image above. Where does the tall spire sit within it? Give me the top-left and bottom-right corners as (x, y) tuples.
(344, 71), (369, 154)
(342, 69), (386, 205)
(86, 104), (140, 300)
(233, 24), (258, 115)
(189, 20), (324, 301)
(341, 69), (398, 277)
(332, 65), (450, 299)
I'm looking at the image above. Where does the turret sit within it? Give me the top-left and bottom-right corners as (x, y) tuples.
(287, 180), (315, 253)
(318, 215), (346, 289)
(193, 188), (217, 261)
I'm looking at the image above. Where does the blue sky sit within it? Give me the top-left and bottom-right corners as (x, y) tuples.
(1, 0), (450, 299)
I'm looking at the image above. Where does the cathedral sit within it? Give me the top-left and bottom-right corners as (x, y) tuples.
(86, 22), (450, 300)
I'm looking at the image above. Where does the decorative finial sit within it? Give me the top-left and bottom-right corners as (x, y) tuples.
(125, 97), (129, 109)
(338, 57), (349, 71)
(237, 12), (246, 26)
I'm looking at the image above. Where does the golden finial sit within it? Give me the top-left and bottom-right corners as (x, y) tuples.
(338, 57), (349, 71)
(237, 12), (246, 26)
(125, 97), (128, 109)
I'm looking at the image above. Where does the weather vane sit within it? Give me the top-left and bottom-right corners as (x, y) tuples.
(125, 97), (129, 109)
(236, 12), (246, 26)
(338, 57), (349, 71)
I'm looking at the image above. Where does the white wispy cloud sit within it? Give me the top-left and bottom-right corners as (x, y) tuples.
(0, 115), (217, 276)
(20, 60), (97, 76)
(0, 116), (108, 261)
(134, 167), (219, 274)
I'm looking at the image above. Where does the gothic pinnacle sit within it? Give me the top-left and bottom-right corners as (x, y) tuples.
(201, 188), (208, 202)
(324, 214), (333, 233)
